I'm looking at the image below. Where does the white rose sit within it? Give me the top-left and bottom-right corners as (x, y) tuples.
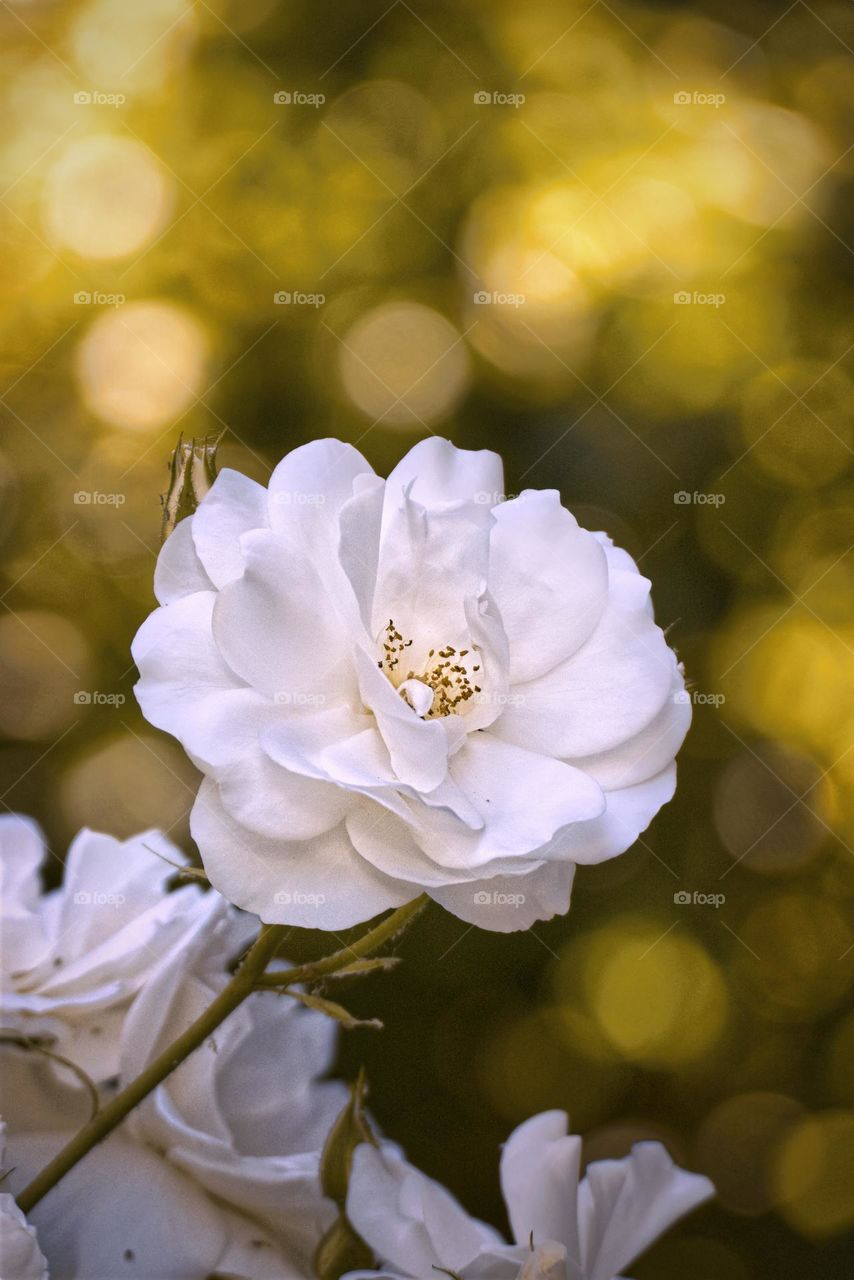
(119, 905), (348, 1271)
(0, 906), (343, 1279)
(343, 1110), (714, 1280)
(133, 438), (690, 931)
(0, 816), (221, 1081)
(0, 1124), (48, 1280)
(1, 1057), (302, 1279)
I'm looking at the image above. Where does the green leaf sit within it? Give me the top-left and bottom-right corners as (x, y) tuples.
(286, 989), (383, 1032)
(313, 1070), (379, 1280)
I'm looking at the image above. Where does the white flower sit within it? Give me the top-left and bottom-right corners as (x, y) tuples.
(120, 903), (348, 1271)
(133, 438), (690, 931)
(1, 1054), (303, 1279)
(0, 816), (221, 1081)
(0, 908), (343, 1278)
(0, 1124), (48, 1280)
(343, 1110), (714, 1280)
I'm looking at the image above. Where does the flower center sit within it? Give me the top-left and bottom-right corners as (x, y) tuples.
(377, 618), (481, 719)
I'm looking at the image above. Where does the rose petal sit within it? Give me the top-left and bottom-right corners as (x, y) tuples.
(192, 467), (270, 588)
(428, 861), (577, 932)
(132, 591), (245, 771)
(419, 734), (605, 868)
(154, 515), (214, 604)
(339, 473), (386, 633)
(268, 438), (374, 548)
(544, 764), (677, 866)
(492, 573), (675, 759)
(382, 437), (504, 516)
(191, 779), (415, 927)
(355, 647), (452, 793)
(212, 529), (353, 704)
(579, 1142), (714, 1280)
(347, 1145), (505, 1277)
(373, 488), (494, 659)
(571, 666), (690, 790)
(500, 1111), (582, 1259)
(490, 491), (609, 684)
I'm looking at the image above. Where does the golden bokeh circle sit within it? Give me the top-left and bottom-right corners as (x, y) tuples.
(774, 1110), (854, 1236)
(74, 300), (208, 430)
(43, 136), (173, 260)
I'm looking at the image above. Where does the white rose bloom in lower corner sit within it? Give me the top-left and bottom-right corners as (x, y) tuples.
(0, 907), (344, 1279)
(0, 1123), (48, 1280)
(119, 904), (348, 1271)
(0, 815), (221, 1081)
(1, 1055), (303, 1280)
(133, 436), (691, 932)
(343, 1110), (714, 1280)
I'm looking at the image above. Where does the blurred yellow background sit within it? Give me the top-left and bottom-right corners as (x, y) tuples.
(1, 0), (853, 1274)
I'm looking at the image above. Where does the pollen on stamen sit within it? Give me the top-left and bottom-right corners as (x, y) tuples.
(379, 617), (481, 719)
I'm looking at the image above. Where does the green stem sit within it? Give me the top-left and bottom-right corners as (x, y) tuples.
(254, 892), (428, 988)
(16, 895), (427, 1214)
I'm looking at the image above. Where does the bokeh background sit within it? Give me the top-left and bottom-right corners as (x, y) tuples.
(1, 0), (854, 1274)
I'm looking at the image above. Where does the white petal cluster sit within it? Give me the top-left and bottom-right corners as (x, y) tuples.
(133, 437), (690, 931)
(120, 904), (347, 1268)
(0, 813), (713, 1279)
(0, 815), (220, 1081)
(0, 818), (344, 1278)
(343, 1110), (714, 1280)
